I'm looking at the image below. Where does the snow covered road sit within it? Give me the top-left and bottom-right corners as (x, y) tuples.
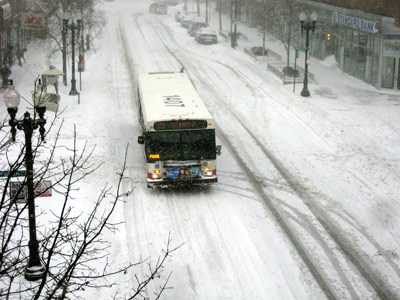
(87, 0), (400, 299)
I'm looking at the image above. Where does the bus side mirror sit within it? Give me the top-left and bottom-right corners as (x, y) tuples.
(216, 145), (222, 155)
(138, 136), (145, 144)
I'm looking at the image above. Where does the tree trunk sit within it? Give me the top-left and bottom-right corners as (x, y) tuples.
(219, 0), (222, 30)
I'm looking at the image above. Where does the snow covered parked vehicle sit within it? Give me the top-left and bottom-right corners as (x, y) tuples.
(187, 16), (207, 36)
(180, 15), (193, 28)
(195, 28), (218, 44)
(149, 2), (167, 14)
(175, 11), (184, 22)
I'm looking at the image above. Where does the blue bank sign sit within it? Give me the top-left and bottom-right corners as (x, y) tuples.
(332, 12), (377, 33)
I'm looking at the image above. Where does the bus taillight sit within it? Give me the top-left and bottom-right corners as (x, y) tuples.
(202, 167), (216, 177)
(148, 171), (162, 179)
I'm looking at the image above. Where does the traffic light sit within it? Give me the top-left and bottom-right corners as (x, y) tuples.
(327, 33), (331, 41)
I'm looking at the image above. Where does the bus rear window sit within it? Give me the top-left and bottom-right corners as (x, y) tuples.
(145, 129), (216, 161)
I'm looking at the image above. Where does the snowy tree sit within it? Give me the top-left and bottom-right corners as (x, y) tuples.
(253, 0), (275, 51)
(0, 84), (179, 299)
(269, 0), (301, 67)
(36, 0), (106, 86)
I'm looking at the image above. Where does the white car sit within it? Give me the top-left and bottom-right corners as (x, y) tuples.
(181, 15), (193, 28)
(175, 11), (184, 22)
(195, 28), (218, 44)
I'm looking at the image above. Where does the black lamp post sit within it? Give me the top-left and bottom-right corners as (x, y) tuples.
(63, 12), (82, 96)
(3, 80), (47, 281)
(299, 11), (317, 97)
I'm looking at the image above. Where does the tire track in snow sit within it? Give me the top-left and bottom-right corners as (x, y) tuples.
(185, 51), (400, 300)
(148, 18), (400, 300)
(123, 15), (276, 299)
(141, 21), (339, 300)
(157, 28), (400, 298)
(118, 16), (245, 299)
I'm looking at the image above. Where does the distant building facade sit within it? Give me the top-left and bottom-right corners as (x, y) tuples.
(0, 0), (48, 85)
(0, 0), (30, 79)
(233, 0), (400, 90)
(296, 0), (400, 90)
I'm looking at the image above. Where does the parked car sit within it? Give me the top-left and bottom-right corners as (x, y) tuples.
(187, 23), (202, 36)
(161, 0), (179, 5)
(195, 28), (218, 44)
(187, 16), (207, 36)
(175, 11), (184, 22)
(180, 15), (193, 28)
(149, 2), (167, 14)
(192, 16), (207, 27)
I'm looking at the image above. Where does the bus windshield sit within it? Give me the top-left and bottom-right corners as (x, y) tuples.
(145, 129), (216, 161)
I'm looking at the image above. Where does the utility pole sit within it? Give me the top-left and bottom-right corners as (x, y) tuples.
(219, 0), (222, 30)
(206, 0), (208, 23)
(231, 0), (238, 48)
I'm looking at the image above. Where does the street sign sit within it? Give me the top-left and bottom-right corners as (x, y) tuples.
(8, 180), (52, 203)
(10, 182), (27, 203)
(294, 46), (306, 51)
(0, 170), (26, 177)
(34, 180), (52, 197)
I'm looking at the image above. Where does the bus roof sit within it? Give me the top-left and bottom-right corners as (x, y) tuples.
(138, 72), (215, 131)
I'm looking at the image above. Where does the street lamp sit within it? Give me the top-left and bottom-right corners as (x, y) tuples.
(3, 80), (47, 281)
(299, 11), (317, 97)
(63, 11), (82, 96)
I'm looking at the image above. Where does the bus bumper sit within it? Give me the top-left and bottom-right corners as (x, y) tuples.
(147, 177), (218, 188)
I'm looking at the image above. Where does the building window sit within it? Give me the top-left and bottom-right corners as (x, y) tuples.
(382, 56), (396, 88)
(364, 35), (373, 84)
(371, 37), (381, 87)
(398, 59), (400, 90)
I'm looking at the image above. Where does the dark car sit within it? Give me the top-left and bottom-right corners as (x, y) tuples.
(187, 17), (207, 36)
(195, 28), (218, 44)
(149, 2), (167, 14)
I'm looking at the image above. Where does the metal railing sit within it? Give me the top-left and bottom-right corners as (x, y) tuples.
(267, 62), (315, 84)
(243, 47), (282, 61)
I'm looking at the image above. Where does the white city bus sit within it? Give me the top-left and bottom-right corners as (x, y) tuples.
(137, 71), (221, 188)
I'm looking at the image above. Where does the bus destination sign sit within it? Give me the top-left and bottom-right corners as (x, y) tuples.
(154, 120), (207, 131)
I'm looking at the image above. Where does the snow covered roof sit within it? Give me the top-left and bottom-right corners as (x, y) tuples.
(137, 72), (214, 131)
